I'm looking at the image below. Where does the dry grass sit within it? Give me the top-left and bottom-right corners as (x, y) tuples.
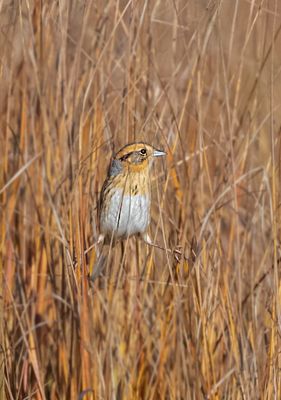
(1, 0), (281, 399)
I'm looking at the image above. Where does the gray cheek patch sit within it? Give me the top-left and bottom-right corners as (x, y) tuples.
(131, 153), (142, 164)
(109, 159), (123, 176)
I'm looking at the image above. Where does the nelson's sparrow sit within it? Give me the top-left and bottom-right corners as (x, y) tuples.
(91, 142), (166, 280)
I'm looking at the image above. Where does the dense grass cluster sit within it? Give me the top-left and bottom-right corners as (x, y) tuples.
(1, 1), (280, 399)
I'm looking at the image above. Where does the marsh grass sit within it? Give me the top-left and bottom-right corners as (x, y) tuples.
(1, 1), (281, 399)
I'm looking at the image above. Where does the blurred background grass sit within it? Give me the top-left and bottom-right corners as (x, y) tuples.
(1, 0), (281, 399)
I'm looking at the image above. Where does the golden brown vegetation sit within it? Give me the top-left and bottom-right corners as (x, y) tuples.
(1, 1), (281, 399)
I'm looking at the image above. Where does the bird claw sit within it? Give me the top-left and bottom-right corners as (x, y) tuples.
(97, 234), (105, 244)
(141, 233), (153, 245)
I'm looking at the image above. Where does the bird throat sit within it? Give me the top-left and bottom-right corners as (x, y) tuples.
(124, 167), (150, 196)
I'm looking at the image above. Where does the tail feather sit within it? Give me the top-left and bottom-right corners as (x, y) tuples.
(90, 252), (107, 281)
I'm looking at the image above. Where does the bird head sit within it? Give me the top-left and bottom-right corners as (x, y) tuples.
(114, 142), (166, 172)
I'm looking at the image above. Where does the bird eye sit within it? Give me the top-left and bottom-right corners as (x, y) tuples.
(140, 148), (147, 155)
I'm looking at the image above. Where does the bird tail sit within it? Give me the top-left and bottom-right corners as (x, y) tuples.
(90, 250), (107, 281)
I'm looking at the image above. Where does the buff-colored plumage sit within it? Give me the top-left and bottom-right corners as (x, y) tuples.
(91, 142), (165, 280)
(99, 142), (165, 241)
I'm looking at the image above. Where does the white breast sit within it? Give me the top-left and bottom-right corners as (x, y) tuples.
(100, 189), (150, 239)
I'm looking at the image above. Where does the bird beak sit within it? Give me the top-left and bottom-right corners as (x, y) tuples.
(153, 149), (166, 157)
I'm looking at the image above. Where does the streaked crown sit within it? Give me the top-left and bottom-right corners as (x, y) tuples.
(115, 142), (165, 166)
